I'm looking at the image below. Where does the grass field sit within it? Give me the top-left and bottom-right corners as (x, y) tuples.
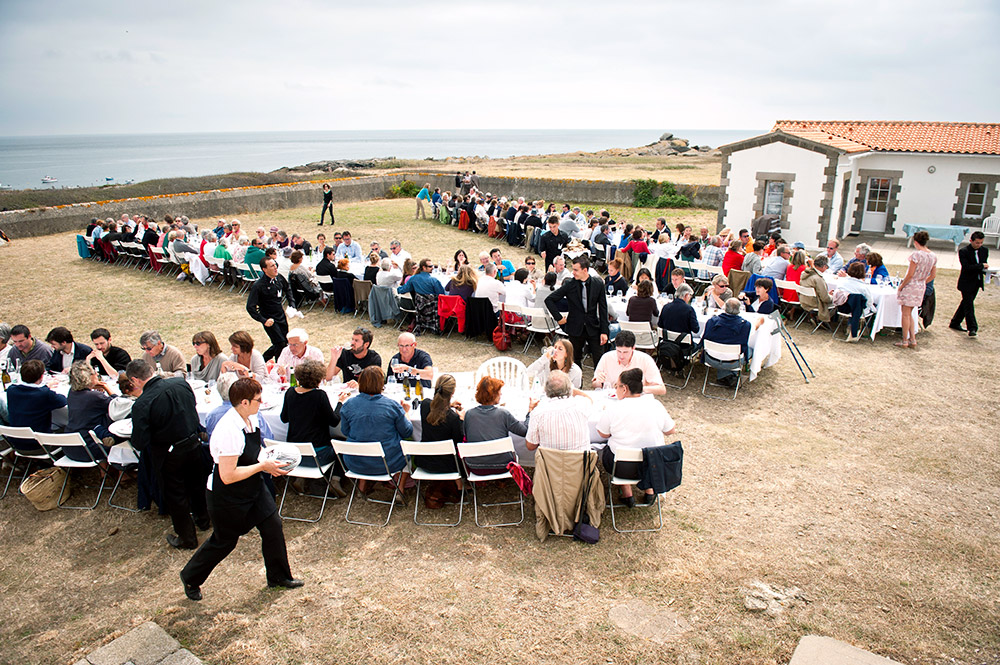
(1, 199), (998, 665)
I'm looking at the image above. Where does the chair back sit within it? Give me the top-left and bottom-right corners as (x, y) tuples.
(0, 425), (43, 454)
(619, 320), (658, 349)
(523, 306), (558, 333)
(474, 357), (528, 391)
(613, 446), (645, 463)
(333, 441), (384, 458)
(35, 431), (104, 463)
(399, 294), (416, 313)
(400, 439), (456, 457)
(796, 285), (816, 299)
(665, 330), (693, 346)
(703, 340), (742, 362)
(457, 437), (515, 459)
(774, 278), (797, 291)
(982, 215), (999, 236)
(728, 269), (750, 295)
(352, 279), (373, 303)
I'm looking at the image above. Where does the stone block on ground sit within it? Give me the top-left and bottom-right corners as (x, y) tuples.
(609, 599), (692, 644)
(86, 622), (179, 665)
(789, 636), (904, 665)
(159, 648), (204, 665)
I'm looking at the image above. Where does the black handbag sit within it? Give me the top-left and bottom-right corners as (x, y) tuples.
(573, 452), (600, 544)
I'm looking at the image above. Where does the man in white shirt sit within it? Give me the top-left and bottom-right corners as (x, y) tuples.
(474, 263), (506, 312)
(375, 258), (403, 288)
(275, 328), (324, 377)
(824, 239), (845, 274)
(592, 330), (666, 395)
(388, 239), (411, 269)
(525, 371), (590, 452)
(550, 255), (572, 286)
(504, 269), (534, 308)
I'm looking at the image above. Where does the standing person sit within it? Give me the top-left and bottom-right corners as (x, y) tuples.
(180, 377), (301, 602)
(544, 255), (609, 368)
(950, 231), (989, 338)
(415, 183), (432, 220)
(319, 183), (335, 226)
(246, 257), (292, 362)
(127, 359), (210, 551)
(895, 230), (937, 348)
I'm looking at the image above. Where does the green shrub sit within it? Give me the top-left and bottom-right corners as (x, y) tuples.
(632, 179), (658, 208)
(655, 193), (691, 208)
(632, 179), (687, 208)
(386, 179), (419, 199)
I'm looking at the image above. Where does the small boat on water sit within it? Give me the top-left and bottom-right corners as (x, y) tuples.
(105, 177), (114, 182)
(41, 175), (58, 183)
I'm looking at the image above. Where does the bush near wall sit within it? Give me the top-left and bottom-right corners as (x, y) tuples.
(632, 179), (691, 208)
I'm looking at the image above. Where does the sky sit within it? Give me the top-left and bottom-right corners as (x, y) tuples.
(0, 0), (998, 136)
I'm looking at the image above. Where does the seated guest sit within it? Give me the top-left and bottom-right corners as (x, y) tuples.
(290, 233), (311, 256)
(701, 235), (726, 277)
(203, 372), (273, 440)
(339, 366), (412, 492)
(288, 250), (326, 306)
(839, 242), (871, 277)
(525, 370), (590, 452)
(326, 327), (381, 387)
(363, 253), (380, 283)
(798, 256), (834, 324)
(662, 268), (687, 297)
(490, 248), (515, 281)
(335, 257), (357, 282)
(45, 326), (93, 374)
(741, 240), (765, 274)
(190, 331), (228, 382)
(463, 376), (535, 475)
(221, 330), (269, 383)
(87, 328), (131, 376)
(109, 373), (140, 422)
(280, 359), (348, 496)
(526, 339), (583, 389)
(6, 359), (66, 433)
(762, 245), (792, 279)
(415, 375), (466, 493)
(276, 328), (325, 378)
(370, 241), (388, 259)
(504, 268), (534, 308)
(314, 233), (327, 258)
(387, 332), (435, 392)
(315, 246), (337, 280)
(0, 322), (11, 368)
(524, 256), (543, 283)
(549, 255), (572, 286)
(595, 367), (677, 506)
(739, 277), (777, 314)
(658, 283), (699, 342)
(703, 298), (758, 387)
(401, 258), (418, 285)
(834, 262), (874, 342)
(782, 249), (809, 302)
(446, 265), (478, 302)
(140, 330), (186, 377)
(622, 229), (651, 256)
(534, 271), (559, 308)
(866, 252), (890, 284)
(705, 274), (734, 309)
(66, 360), (116, 456)
(452, 249), (470, 273)
(604, 258), (628, 296)
(626, 280), (659, 326)
(243, 238), (266, 269)
(722, 239), (745, 276)
(473, 263), (506, 312)
(334, 230), (362, 261)
(824, 239), (845, 273)
(592, 330), (666, 395)
(230, 236), (250, 264)
(376, 257), (403, 288)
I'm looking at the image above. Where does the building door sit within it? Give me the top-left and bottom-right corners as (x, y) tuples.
(861, 177), (891, 233)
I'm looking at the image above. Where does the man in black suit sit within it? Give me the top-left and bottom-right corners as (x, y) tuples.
(545, 255), (608, 367)
(44, 326), (92, 373)
(949, 231), (989, 337)
(247, 257), (292, 361)
(539, 216), (570, 270)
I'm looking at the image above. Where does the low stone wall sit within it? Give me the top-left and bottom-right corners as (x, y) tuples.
(0, 172), (720, 239)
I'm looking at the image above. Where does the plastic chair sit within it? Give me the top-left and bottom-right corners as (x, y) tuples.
(0, 425), (57, 498)
(607, 446), (663, 533)
(106, 442), (142, 513)
(332, 440), (406, 527)
(399, 439), (464, 527)
(474, 357), (528, 392)
(457, 438), (524, 528)
(34, 431), (109, 510)
(619, 320), (658, 353)
(521, 306), (561, 354)
(701, 340), (745, 400)
(660, 330), (698, 390)
(352, 280), (373, 319)
(269, 439), (338, 523)
(396, 294), (417, 331)
(982, 215), (1000, 248)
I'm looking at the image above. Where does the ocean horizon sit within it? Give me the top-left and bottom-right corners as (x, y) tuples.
(0, 128), (763, 191)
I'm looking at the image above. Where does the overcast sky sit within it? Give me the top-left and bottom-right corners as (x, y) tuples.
(1, 0), (997, 136)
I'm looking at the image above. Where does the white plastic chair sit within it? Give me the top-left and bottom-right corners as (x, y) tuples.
(521, 306), (561, 354)
(457, 438), (524, 527)
(332, 440), (406, 527)
(107, 441), (142, 513)
(474, 357), (528, 392)
(0, 425), (56, 498)
(793, 285), (821, 330)
(701, 340), (744, 400)
(982, 215), (1000, 248)
(400, 439), (464, 527)
(34, 431), (109, 510)
(607, 446), (663, 533)
(661, 330), (698, 390)
(619, 320), (658, 352)
(269, 439), (338, 523)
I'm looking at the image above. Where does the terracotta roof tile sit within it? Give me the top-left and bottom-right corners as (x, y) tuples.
(772, 120), (1000, 155)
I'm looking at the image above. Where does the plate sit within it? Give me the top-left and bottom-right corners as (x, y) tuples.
(109, 419), (133, 438)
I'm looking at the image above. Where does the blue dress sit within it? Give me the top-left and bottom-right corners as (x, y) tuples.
(339, 393), (412, 475)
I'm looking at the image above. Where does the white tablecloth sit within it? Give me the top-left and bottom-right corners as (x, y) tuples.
(825, 277), (918, 339)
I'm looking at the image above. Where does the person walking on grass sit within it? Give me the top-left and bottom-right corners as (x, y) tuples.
(319, 183), (335, 226)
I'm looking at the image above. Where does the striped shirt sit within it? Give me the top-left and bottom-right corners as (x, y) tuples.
(525, 396), (591, 451)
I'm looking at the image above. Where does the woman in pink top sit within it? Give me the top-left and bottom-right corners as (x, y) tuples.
(895, 230), (937, 348)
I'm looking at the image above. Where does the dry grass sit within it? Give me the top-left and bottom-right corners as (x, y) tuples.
(1, 199), (998, 665)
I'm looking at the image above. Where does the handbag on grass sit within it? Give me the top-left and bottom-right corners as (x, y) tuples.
(573, 453), (600, 544)
(493, 304), (511, 351)
(506, 461), (532, 496)
(21, 467), (68, 511)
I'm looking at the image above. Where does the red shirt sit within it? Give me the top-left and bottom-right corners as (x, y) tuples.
(722, 249), (744, 276)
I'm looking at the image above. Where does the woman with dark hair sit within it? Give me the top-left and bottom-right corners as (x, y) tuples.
(463, 376), (536, 475)
(401, 258), (418, 285)
(180, 377), (300, 601)
(623, 229), (651, 256)
(190, 331), (227, 382)
(635, 267), (660, 298)
(453, 249), (469, 273)
(627, 280), (659, 326)
(221, 330), (269, 383)
(289, 250), (324, 307)
(416, 374), (467, 504)
(339, 366), (412, 490)
(866, 252), (890, 284)
(895, 230), (937, 348)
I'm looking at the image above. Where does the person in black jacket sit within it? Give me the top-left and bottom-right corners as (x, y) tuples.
(88, 327), (132, 375)
(545, 255), (609, 367)
(319, 183), (335, 226)
(949, 231), (989, 337)
(127, 359), (210, 550)
(246, 257), (292, 361)
(45, 326), (92, 373)
(539, 217), (570, 269)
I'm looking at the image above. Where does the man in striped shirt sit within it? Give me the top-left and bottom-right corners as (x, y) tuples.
(525, 371), (591, 452)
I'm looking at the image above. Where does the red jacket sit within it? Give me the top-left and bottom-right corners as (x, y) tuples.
(722, 250), (744, 276)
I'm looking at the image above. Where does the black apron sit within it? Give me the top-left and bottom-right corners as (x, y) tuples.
(207, 427), (277, 541)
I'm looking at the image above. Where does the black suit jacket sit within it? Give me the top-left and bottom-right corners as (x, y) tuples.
(47, 342), (93, 373)
(545, 276), (609, 337)
(957, 243), (988, 292)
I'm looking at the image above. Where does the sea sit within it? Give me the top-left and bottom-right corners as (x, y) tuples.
(0, 128), (763, 191)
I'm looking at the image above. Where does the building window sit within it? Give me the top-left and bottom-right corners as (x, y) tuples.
(866, 177), (891, 213)
(764, 181), (785, 216)
(964, 182), (987, 218)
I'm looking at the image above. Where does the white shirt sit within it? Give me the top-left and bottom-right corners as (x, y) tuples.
(526, 396), (591, 451)
(276, 344), (325, 372)
(505, 280), (533, 308)
(207, 408), (259, 490)
(594, 350), (663, 390)
(596, 394), (675, 453)
(389, 249), (411, 269)
(475, 276), (506, 311)
(376, 268), (403, 288)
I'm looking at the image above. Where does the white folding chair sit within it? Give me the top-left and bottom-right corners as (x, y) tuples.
(661, 330), (698, 390)
(107, 442), (142, 513)
(268, 439), (338, 523)
(793, 285), (821, 330)
(333, 440), (406, 527)
(34, 431), (109, 510)
(982, 215), (999, 248)
(701, 340), (745, 400)
(474, 357), (528, 392)
(457, 438), (524, 528)
(400, 439), (464, 527)
(773, 278), (800, 315)
(396, 295), (417, 330)
(619, 320), (658, 353)
(521, 306), (562, 354)
(0, 425), (56, 498)
(607, 446), (663, 534)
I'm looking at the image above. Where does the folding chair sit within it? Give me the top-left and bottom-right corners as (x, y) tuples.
(316, 274), (334, 310)
(793, 285), (821, 330)
(352, 280), (373, 319)
(34, 431), (109, 510)
(333, 440), (406, 527)
(474, 356), (528, 391)
(701, 340), (745, 400)
(271, 440), (337, 523)
(399, 440), (464, 527)
(521, 306), (561, 354)
(0, 425), (56, 498)
(619, 320), (658, 353)
(607, 446), (663, 533)
(502, 304), (529, 348)
(107, 442), (142, 512)
(774, 278), (800, 315)
(457, 438), (524, 527)
(396, 294), (417, 331)
(661, 331), (698, 390)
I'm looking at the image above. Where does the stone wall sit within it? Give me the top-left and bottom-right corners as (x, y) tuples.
(0, 172), (720, 239)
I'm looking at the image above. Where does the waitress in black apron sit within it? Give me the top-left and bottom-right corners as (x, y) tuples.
(180, 377), (302, 601)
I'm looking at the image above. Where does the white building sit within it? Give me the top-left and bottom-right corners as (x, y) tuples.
(717, 120), (1000, 247)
